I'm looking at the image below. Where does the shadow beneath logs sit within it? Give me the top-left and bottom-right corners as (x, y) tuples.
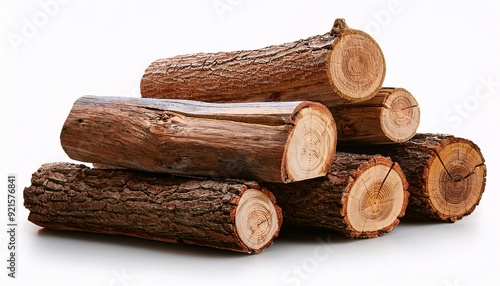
(275, 225), (354, 245)
(36, 228), (246, 259)
(399, 214), (449, 225)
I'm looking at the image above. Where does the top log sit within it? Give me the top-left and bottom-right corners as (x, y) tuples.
(140, 19), (386, 107)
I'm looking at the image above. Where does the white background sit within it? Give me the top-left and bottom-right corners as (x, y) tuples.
(1, 1), (499, 285)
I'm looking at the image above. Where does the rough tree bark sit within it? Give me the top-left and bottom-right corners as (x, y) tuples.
(60, 96), (337, 183)
(340, 134), (487, 222)
(23, 163), (282, 254)
(330, 87), (420, 144)
(141, 19), (386, 107)
(264, 152), (409, 238)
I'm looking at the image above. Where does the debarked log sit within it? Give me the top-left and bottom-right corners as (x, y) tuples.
(60, 96), (337, 183)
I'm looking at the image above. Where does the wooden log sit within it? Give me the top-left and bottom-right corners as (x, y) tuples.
(330, 87), (420, 144)
(339, 134), (487, 222)
(264, 152), (409, 238)
(23, 163), (282, 254)
(60, 96), (337, 183)
(140, 18), (386, 106)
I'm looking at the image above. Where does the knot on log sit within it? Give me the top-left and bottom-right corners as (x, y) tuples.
(330, 18), (349, 36)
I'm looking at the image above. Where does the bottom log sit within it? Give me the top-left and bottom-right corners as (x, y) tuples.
(23, 163), (282, 254)
(340, 133), (487, 222)
(264, 152), (409, 238)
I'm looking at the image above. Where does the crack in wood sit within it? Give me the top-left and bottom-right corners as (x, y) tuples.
(433, 150), (454, 180)
(377, 161), (395, 196)
(461, 163), (485, 181)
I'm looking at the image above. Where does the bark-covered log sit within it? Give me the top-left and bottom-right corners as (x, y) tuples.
(340, 134), (487, 222)
(141, 19), (385, 106)
(264, 152), (409, 238)
(330, 88), (420, 144)
(60, 96), (337, 183)
(23, 163), (282, 254)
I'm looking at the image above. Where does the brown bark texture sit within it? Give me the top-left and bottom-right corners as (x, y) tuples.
(141, 19), (386, 106)
(339, 134), (487, 222)
(264, 152), (409, 238)
(60, 96), (337, 183)
(330, 87), (420, 144)
(23, 163), (283, 254)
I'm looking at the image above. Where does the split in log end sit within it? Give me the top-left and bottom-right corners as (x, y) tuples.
(235, 189), (282, 253)
(381, 88), (420, 142)
(426, 138), (486, 222)
(343, 156), (409, 238)
(282, 102), (337, 183)
(327, 26), (386, 103)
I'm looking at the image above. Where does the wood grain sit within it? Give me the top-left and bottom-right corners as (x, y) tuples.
(265, 152), (409, 238)
(60, 96), (337, 183)
(340, 134), (487, 222)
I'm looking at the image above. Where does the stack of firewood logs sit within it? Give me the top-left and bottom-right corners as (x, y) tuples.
(24, 19), (487, 254)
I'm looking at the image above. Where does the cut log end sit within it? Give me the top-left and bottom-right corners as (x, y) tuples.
(283, 103), (337, 183)
(235, 189), (281, 252)
(327, 29), (386, 102)
(344, 158), (408, 238)
(427, 140), (486, 222)
(381, 88), (420, 142)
